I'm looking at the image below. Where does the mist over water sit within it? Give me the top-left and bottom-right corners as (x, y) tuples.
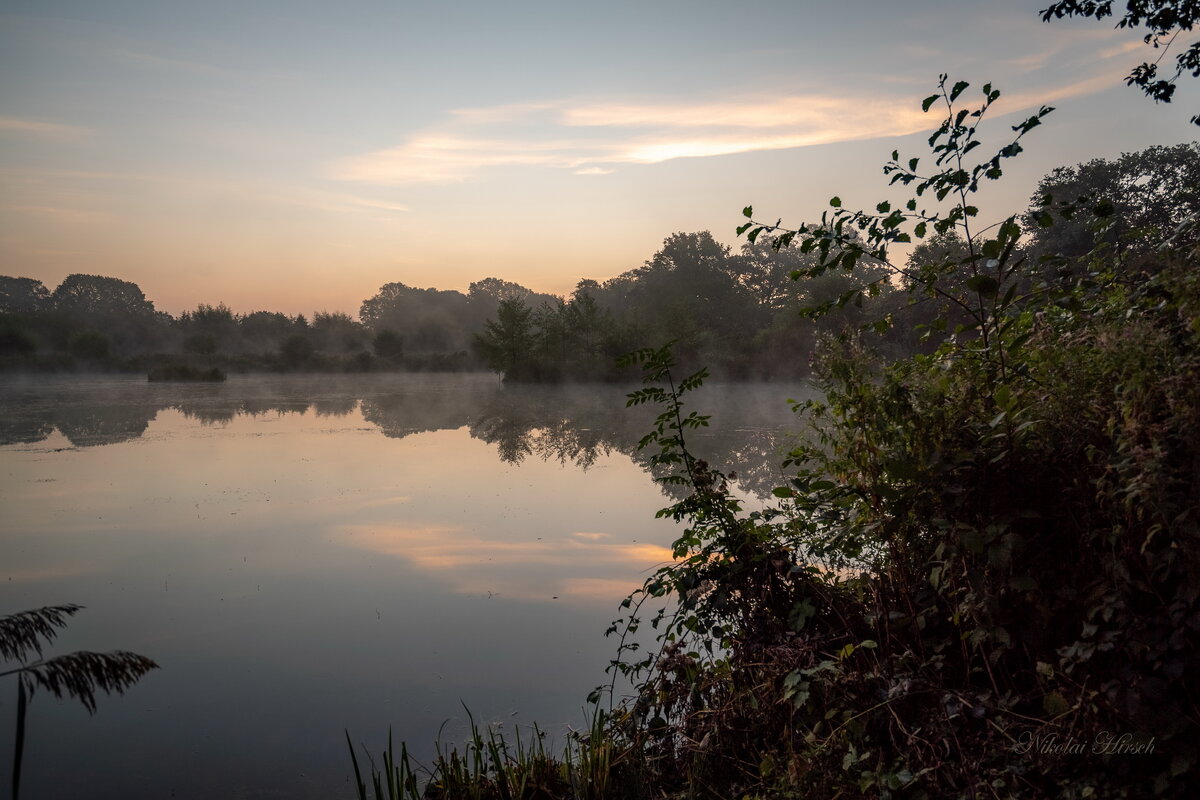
(0, 373), (815, 799)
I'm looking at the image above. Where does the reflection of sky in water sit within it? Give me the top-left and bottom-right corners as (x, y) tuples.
(0, 374), (811, 798)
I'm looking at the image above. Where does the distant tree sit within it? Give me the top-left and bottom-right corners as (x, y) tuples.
(626, 231), (764, 369)
(49, 274), (163, 355)
(371, 329), (404, 361)
(1041, 0), (1200, 124)
(467, 277), (537, 305)
(68, 330), (111, 361)
(177, 303), (237, 354)
(279, 333), (315, 366)
(473, 298), (536, 381)
(732, 239), (812, 312)
(0, 316), (37, 356)
(239, 311), (296, 354)
(0, 277), (50, 314)
(182, 333), (217, 355)
(51, 275), (156, 319)
(564, 290), (610, 361)
(360, 282), (474, 353)
(1024, 142), (1200, 261)
(311, 311), (367, 353)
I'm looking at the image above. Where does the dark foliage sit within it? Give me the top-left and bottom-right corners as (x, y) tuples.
(1041, 1), (1200, 124)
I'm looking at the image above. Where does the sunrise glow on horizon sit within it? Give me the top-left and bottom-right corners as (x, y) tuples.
(2, 0), (1197, 317)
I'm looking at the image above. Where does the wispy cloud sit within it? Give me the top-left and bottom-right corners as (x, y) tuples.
(0, 117), (89, 138)
(331, 25), (1153, 188)
(331, 92), (933, 185)
(106, 46), (229, 77)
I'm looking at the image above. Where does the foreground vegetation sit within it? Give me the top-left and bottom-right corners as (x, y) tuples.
(346, 75), (1198, 798)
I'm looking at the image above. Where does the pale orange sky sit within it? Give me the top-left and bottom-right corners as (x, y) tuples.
(2, 0), (1196, 317)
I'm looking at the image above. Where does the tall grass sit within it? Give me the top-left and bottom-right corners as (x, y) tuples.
(345, 707), (634, 800)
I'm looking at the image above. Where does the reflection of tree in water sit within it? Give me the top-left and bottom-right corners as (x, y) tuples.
(466, 383), (814, 499)
(54, 406), (156, 447)
(360, 384), (497, 440)
(0, 417), (55, 446)
(469, 385), (632, 469)
(313, 397), (357, 417)
(0, 376), (814, 494)
(175, 404), (237, 424)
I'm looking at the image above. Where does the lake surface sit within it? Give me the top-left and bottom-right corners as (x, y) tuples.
(0, 373), (813, 799)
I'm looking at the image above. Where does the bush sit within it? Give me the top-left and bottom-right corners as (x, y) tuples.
(67, 330), (110, 360)
(598, 79), (1199, 798)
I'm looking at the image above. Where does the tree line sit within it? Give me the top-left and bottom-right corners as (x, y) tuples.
(472, 141), (1197, 381)
(2, 142), (1195, 378)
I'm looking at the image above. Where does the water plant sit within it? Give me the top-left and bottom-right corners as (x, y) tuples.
(345, 708), (624, 800)
(0, 604), (158, 800)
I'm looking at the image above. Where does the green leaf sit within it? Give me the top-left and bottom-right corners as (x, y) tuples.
(994, 384), (1014, 411)
(950, 80), (969, 101)
(742, 205), (753, 218)
(830, 196), (842, 208)
(967, 275), (999, 297)
(921, 94), (939, 112)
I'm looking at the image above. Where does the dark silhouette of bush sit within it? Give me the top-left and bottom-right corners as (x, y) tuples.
(371, 329), (404, 361)
(67, 330), (110, 361)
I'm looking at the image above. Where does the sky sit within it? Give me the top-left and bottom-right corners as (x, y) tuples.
(2, 0), (1197, 317)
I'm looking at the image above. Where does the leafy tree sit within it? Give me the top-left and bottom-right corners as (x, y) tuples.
(360, 282), (475, 354)
(1041, 0), (1200, 124)
(1023, 141), (1200, 261)
(372, 328), (404, 361)
(0, 277), (50, 314)
(48, 274), (166, 355)
(0, 317), (37, 356)
(51, 274), (156, 320)
(239, 311), (297, 355)
(467, 276), (539, 306)
(279, 333), (316, 366)
(178, 303), (237, 355)
(67, 330), (111, 361)
(312, 311), (367, 353)
(473, 298), (537, 381)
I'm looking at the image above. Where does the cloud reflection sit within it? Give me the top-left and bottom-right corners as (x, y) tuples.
(337, 523), (672, 602)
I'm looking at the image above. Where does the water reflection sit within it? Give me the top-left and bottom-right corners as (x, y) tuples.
(0, 374), (810, 498)
(338, 522), (674, 602)
(0, 373), (814, 800)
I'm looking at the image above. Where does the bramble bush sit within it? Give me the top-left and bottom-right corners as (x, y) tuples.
(346, 78), (1198, 799)
(598, 77), (1199, 798)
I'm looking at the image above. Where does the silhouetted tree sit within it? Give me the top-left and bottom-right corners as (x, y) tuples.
(371, 329), (404, 361)
(473, 298), (537, 380)
(1024, 142), (1200, 262)
(49, 274), (165, 355)
(0, 277), (50, 314)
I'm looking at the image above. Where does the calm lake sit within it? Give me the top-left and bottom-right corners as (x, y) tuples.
(0, 373), (814, 799)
